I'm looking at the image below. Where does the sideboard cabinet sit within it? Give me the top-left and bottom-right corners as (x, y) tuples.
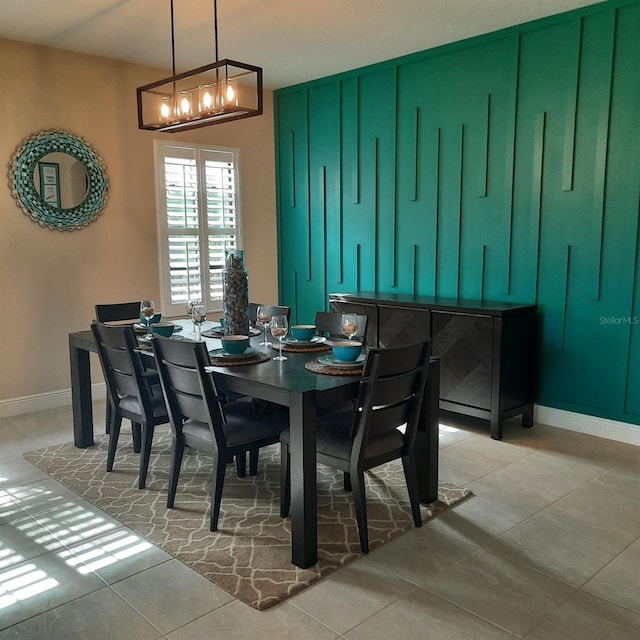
(330, 292), (537, 440)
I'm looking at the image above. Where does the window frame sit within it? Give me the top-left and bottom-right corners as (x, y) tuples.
(153, 139), (244, 318)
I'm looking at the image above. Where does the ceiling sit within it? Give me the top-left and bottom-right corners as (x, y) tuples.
(0, 0), (602, 90)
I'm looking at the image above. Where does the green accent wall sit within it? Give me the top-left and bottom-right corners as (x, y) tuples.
(274, 0), (640, 428)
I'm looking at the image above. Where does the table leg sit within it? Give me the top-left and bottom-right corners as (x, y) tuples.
(288, 391), (317, 568)
(416, 358), (440, 503)
(69, 336), (94, 448)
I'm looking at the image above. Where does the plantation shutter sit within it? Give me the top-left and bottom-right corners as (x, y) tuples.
(155, 142), (242, 317)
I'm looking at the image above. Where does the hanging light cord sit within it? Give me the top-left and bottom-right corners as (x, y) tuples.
(214, 0), (219, 62)
(170, 0), (176, 76)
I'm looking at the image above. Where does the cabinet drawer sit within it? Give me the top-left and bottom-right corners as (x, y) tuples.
(378, 305), (430, 348)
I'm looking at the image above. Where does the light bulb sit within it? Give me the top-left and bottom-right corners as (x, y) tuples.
(203, 91), (213, 109)
(180, 97), (190, 114)
(160, 102), (170, 119)
(226, 84), (235, 103)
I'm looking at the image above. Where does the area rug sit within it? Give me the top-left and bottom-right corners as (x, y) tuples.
(23, 432), (471, 610)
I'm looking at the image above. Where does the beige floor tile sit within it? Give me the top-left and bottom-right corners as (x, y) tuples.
(288, 557), (417, 634)
(524, 591), (640, 640)
(420, 548), (576, 637)
(487, 505), (633, 587)
(166, 600), (338, 640)
(345, 587), (516, 640)
(583, 548), (640, 614)
(110, 558), (233, 635)
(0, 548), (107, 630)
(0, 586), (161, 640)
(366, 514), (481, 586)
(0, 458), (50, 489)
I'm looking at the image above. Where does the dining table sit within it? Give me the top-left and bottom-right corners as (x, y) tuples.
(68, 319), (441, 569)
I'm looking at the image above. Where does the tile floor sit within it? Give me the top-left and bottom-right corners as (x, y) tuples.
(0, 403), (639, 639)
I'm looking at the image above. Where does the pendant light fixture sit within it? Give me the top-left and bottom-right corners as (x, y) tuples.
(136, 0), (263, 132)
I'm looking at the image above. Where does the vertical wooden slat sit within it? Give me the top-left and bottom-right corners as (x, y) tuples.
(289, 130), (296, 208)
(503, 34), (520, 295)
(353, 76), (360, 204)
(480, 244), (487, 302)
(562, 19), (582, 192)
(559, 245), (571, 352)
(455, 124), (464, 298)
(320, 165), (327, 305)
(412, 244), (418, 295)
(391, 65), (399, 288)
(479, 93), (491, 197)
(355, 243), (361, 291)
(433, 127), (441, 296)
(591, 10), (616, 301)
(374, 137), (380, 291)
(305, 89), (311, 281)
(412, 107), (420, 202)
(532, 112), (546, 303)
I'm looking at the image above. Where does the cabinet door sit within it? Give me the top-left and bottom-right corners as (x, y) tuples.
(378, 305), (430, 348)
(432, 311), (493, 410)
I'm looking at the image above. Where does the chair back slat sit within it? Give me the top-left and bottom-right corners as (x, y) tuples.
(249, 302), (291, 325)
(95, 301), (141, 323)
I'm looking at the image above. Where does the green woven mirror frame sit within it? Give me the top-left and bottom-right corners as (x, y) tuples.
(9, 130), (109, 231)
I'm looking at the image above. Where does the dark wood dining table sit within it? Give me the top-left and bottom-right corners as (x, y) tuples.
(69, 326), (440, 569)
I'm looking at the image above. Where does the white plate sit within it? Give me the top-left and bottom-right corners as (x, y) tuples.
(283, 336), (326, 345)
(317, 354), (365, 369)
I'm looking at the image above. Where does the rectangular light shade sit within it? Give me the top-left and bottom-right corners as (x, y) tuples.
(137, 59), (263, 132)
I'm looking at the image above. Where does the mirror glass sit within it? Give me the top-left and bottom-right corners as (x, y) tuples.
(33, 153), (89, 209)
(9, 129), (109, 231)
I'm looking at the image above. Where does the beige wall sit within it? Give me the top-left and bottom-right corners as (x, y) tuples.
(0, 38), (278, 403)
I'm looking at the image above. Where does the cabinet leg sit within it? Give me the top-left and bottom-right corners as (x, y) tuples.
(490, 416), (503, 440)
(522, 405), (534, 428)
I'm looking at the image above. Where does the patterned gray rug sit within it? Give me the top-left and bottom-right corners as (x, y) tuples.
(23, 432), (471, 610)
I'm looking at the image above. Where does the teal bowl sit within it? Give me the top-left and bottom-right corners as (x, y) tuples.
(150, 322), (174, 337)
(291, 324), (316, 341)
(140, 312), (161, 325)
(221, 334), (250, 354)
(332, 340), (362, 362)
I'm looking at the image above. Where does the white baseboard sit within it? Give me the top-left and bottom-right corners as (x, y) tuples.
(534, 405), (640, 447)
(0, 384), (106, 419)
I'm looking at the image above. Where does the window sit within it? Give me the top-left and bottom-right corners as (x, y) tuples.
(154, 141), (243, 317)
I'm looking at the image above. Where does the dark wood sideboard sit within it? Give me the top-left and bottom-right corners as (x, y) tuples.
(330, 292), (537, 440)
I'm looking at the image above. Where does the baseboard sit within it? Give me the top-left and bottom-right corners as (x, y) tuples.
(0, 384), (106, 419)
(534, 405), (640, 447)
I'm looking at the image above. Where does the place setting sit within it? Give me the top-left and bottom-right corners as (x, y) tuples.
(272, 322), (331, 353)
(208, 334), (271, 367)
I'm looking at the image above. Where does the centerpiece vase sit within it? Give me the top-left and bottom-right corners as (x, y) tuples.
(222, 249), (249, 336)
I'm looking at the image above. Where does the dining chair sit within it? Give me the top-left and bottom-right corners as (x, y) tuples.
(314, 311), (368, 341)
(280, 340), (432, 553)
(91, 321), (169, 489)
(94, 301), (160, 434)
(151, 336), (289, 531)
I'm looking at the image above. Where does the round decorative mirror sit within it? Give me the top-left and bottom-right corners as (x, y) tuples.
(8, 129), (109, 231)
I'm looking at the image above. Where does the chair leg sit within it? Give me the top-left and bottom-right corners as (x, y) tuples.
(131, 422), (142, 454)
(235, 452), (247, 477)
(209, 455), (227, 531)
(343, 472), (352, 492)
(280, 442), (290, 518)
(138, 423), (154, 490)
(249, 449), (259, 475)
(402, 454), (422, 528)
(105, 402), (112, 434)
(167, 436), (184, 508)
(106, 415), (122, 472)
(351, 468), (369, 553)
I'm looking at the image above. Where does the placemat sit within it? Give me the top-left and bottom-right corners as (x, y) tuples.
(208, 351), (271, 367)
(269, 342), (331, 353)
(305, 360), (363, 376)
(202, 327), (262, 338)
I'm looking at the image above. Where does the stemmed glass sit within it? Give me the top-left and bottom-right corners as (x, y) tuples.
(270, 315), (288, 361)
(140, 300), (155, 340)
(341, 314), (359, 340)
(256, 305), (272, 346)
(186, 298), (200, 336)
(192, 303), (207, 341)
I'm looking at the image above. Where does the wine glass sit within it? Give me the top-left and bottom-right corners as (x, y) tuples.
(341, 314), (359, 340)
(186, 298), (200, 336)
(192, 304), (207, 341)
(256, 305), (272, 346)
(270, 315), (288, 361)
(140, 300), (155, 340)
